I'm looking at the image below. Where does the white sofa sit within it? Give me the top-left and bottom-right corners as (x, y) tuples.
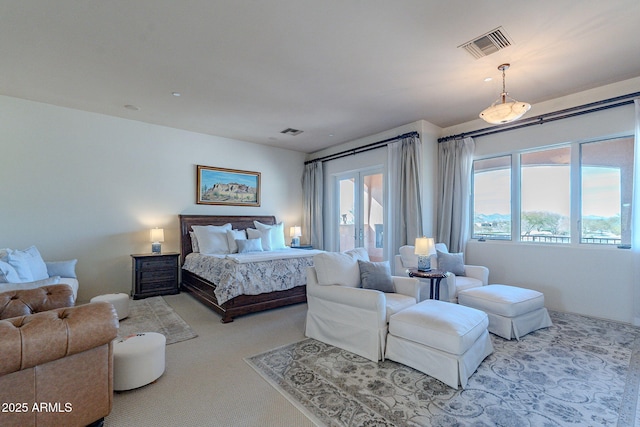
(394, 243), (488, 303)
(305, 249), (420, 362)
(0, 246), (78, 300)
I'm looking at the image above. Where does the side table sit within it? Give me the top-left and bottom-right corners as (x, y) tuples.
(408, 268), (447, 300)
(131, 253), (180, 299)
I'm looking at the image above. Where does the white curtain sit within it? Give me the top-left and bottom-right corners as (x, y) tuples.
(388, 134), (423, 255)
(302, 161), (324, 249)
(436, 137), (475, 253)
(632, 99), (640, 325)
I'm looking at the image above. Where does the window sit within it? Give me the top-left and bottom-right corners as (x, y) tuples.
(472, 136), (634, 247)
(580, 137), (634, 246)
(521, 147), (571, 243)
(472, 156), (511, 240)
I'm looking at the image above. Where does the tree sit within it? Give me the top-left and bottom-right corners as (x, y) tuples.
(521, 211), (563, 235)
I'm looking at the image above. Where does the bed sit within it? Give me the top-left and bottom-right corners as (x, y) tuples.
(179, 214), (319, 323)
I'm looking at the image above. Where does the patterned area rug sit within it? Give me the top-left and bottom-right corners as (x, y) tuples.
(117, 296), (198, 345)
(246, 311), (640, 426)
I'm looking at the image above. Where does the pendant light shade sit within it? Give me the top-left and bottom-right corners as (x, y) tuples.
(479, 64), (531, 124)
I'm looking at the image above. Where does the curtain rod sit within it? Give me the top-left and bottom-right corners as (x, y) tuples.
(304, 131), (419, 165)
(438, 91), (640, 143)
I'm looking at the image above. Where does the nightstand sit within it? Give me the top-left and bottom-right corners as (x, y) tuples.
(291, 245), (314, 250)
(131, 253), (180, 299)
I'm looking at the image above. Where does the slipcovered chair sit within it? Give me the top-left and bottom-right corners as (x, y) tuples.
(305, 248), (420, 362)
(394, 243), (489, 303)
(0, 284), (119, 427)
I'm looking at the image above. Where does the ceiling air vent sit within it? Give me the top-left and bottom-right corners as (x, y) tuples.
(280, 128), (303, 136)
(458, 27), (513, 59)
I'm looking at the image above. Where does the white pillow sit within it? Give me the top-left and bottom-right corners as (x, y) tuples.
(226, 229), (247, 253)
(0, 260), (20, 283)
(237, 238), (263, 254)
(247, 227), (272, 251)
(5, 246), (49, 282)
(253, 221), (287, 250)
(191, 224), (232, 254)
(189, 231), (200, 253)
(313, 247), (370, 288)
(398, 245), (418, 268)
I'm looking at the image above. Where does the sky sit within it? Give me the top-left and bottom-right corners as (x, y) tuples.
(475, 165), (621, 218)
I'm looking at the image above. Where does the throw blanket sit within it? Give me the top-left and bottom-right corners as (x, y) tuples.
(225, 248), (322, 263)
(183, 251), (319, 304)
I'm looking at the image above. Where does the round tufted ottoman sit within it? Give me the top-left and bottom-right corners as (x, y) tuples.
(113, 332), (166, 391)
(90, 293), (130, 320)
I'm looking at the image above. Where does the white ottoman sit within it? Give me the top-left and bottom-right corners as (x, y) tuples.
(385, 300), (493, 389)
(90, 293), (130, 320)
(458, 284), (553, 340)
(113, 332), (166, 391)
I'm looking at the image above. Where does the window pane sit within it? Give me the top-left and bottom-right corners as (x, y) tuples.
(473, 156), (511, 240)
(521, 147), (571, 243)
(580, 137), (633, 246)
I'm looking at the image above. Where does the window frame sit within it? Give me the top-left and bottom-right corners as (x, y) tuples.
(471, 135), (633, 248)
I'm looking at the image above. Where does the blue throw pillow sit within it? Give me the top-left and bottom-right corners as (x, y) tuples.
(358, 260), (395, 293)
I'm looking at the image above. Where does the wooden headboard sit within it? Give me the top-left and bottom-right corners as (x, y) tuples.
(179, 214), (277, 264)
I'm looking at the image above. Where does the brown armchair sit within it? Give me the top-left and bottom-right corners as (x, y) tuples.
(0, 285), (119, 427)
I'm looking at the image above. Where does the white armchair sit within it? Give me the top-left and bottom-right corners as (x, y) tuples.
(394, 243), (488, 303)
(305, 266), (420, 362)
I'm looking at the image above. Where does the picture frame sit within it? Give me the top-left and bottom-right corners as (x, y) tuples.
(196, 165), (261, 206)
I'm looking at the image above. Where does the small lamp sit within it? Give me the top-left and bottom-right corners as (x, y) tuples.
(290, 226), (302, 247)
(150, 228), (164, 254)
(414, 237), (435, 271)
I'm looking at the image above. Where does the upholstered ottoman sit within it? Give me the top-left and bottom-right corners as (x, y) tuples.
(91, 293), (130, 320)
(113, 332), (166, 391)
(458, 284), (553, 340)
(385, 300), (493, 389)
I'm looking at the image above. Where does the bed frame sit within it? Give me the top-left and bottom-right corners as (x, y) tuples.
(179, 214), (307, 323)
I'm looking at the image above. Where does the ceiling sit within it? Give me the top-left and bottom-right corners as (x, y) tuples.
(2, 1), (639, 154)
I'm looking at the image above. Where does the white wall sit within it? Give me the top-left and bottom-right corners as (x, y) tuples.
(0, 95), (306, 302)
(443, 78), (639, 323)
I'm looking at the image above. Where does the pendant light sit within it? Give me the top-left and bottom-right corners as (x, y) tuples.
(479, 63), (531, 124)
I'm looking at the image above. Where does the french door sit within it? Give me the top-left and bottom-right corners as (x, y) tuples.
(336, 168), (384, 261)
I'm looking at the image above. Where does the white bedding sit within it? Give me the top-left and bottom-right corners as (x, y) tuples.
(182, 248), (321, 304)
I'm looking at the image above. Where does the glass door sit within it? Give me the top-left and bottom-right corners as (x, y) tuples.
(337, 168), (384, 261)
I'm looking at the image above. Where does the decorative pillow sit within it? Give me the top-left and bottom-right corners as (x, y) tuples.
(226, 229), (247, 253)
(0, 260), (20, 283)
(191, 224), (232, 254)
(236, 238), (263, 254)
(45, 259), (78, 278)
(189, 231), (200, 253)
(5, 246), (49, 282)
(253, 221), (287, 250)
(436, 250), (465, 276)
(247, 227), (272, 251)
(398, 245), (418, 268)
(313, 247), (370, 288)
(358, 260), (395, 293)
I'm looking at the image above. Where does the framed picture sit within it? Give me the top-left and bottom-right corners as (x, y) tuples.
(197, 165), (261, 206)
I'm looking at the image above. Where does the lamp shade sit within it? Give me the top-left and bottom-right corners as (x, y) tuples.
(290, 226), (302, 237)
(479, 100), (531, 124)
(150, 228), (165, 243)
(414, 237), (435, 255)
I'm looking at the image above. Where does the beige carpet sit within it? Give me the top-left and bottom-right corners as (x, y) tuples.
(105, 293), (314, 427)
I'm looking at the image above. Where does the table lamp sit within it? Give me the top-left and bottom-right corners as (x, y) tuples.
(150, 228), (165, 254)
(414, 237), (435, 271)
(290, 226), (302, 247)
